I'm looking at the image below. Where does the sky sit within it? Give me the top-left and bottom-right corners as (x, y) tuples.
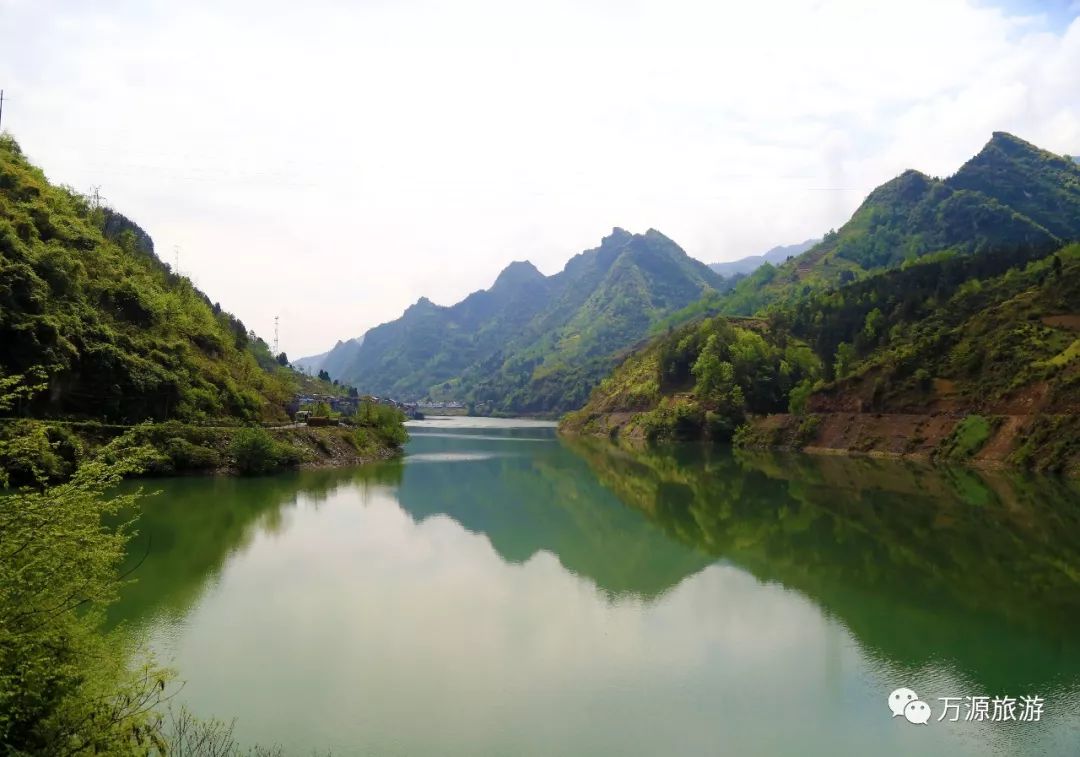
(1, 0), (1079, 357)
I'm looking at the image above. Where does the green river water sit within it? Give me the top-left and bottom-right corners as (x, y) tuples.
(111, 417), (1080, 756)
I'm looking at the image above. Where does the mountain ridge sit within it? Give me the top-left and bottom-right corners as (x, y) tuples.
(310, 228), (723, 411)
(708, 238), (819, 278)
(704, 131), (1079, 317)
(564, 132), (1080, 474)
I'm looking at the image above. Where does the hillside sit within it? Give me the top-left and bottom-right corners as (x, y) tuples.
(564, 242), (1080, 474)
(561, 314), (821, 440)
(768, 243), (1080, 473)
(692, 132), (1080, 318)
(314, 228), (724, 413)
(0, 134), (306, 423)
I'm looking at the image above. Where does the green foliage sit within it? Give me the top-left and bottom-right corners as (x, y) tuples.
(229, 427), (298, 475)
(0, 135), (301, 424)
(797, 244), (1080, 410)
(710, 132), (1078, 320)
(788, 378), (819, 415)
(938, 415), (997, 460)
(563, 316), (821, 441)
(353, 400), (409, 449)
(0, 420), (83, 487)
(1010, 414), (1080, 474)
(310, 400), (333, 418)
(0, 456), (173, 753)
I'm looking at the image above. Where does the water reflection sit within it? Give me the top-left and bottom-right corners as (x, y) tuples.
(109, 422), (1080, 756)
(569, 439), (1080, 692)
(108, 464), (404, 628)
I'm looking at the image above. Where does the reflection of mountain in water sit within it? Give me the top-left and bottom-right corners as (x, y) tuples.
(111, 424), (1080, 698)
(396, 430), (714, 599)
(568, 437), (1080, 693)
(108, 464), (403, 629)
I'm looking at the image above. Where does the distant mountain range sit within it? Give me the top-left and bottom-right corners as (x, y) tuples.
(708, 239), (818, 278)
(293, 337), (363, 377)
(301, 229), (723, 411)
(301, 131), (1079, 427)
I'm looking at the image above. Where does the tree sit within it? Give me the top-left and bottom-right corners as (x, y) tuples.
(317, 369), (331, 382)
(0, 449), (172, 753)
(834, 342), (856, 379)
(230, 427), (284, 475)
(275, 352), (289, 367)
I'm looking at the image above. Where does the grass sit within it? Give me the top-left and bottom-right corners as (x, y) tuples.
(937, 415), (996, 460)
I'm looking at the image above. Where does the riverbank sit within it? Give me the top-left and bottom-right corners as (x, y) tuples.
(559, 410), (1080, 477)
(0, 419), (404, 487)
(735, 411), (1080, 476)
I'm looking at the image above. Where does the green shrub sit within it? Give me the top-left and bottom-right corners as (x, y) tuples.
(163, 437), (221, 471)
(353, 400), (409, 448)
(0, 421), (82, 487)
(788, 378), (818, 415)
(230, 427), (285, 475)
(794, 414), (823, 447)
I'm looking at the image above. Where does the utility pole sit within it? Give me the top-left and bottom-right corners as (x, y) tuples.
(273, 315), (280, 355)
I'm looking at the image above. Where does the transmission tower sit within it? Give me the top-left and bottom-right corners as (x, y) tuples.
(273, 315), (280, 355)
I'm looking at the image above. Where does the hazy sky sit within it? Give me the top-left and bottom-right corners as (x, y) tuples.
(2, 0), (1079, 356)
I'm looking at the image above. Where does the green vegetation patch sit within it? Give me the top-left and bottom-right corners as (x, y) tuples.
(937, 414), (998, 460)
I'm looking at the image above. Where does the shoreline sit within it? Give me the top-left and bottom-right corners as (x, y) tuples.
(559, 410), (1080, 478)
(0, 419), (405, 486)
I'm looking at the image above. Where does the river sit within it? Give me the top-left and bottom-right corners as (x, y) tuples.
(111, 417), (1080, 756)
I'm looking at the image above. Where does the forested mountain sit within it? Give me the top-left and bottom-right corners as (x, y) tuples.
(566, 242), (1079, 471)
(314, 228), (723, 412)
(708, 238), (818, 278)
(566, 133), (1079, 474)
(0, 135), (306, 423)
(699, 132), (1080, 316)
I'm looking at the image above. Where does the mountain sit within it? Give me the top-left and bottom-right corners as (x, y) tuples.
(710, 132), (1080, 316)
(321, 228), (723, 412)
(947, 131), (1080, 241)
(566, 239), (1080, 472)
(568, 133), (1079, 473)
(294, 336), (364, 377)
(708, 238), (818, 278)
(0, 135), (304, 422)
(292, 350), (329, 375)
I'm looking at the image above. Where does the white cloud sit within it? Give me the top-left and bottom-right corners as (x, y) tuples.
(1, 0), (1078, 354)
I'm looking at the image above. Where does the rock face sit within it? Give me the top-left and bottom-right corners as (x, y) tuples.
(318, 228), (724, 412)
